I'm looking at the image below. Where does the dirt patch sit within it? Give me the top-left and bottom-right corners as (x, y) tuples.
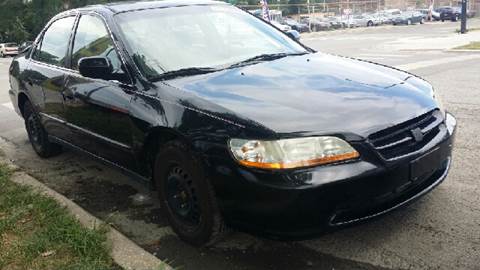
(128, 207), (169, 226)
(71, 178), (138, 213)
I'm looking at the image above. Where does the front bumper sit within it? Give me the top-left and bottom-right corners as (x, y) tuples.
(2, 51), (18, 56)
(207, 113), (456, 239)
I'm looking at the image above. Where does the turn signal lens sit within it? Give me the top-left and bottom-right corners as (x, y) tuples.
(229, 137), (359, 169)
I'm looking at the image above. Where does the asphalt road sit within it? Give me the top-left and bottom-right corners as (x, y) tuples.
(1, 20), (479, 270)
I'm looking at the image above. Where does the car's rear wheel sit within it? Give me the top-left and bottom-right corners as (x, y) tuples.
(154, 140), (227, 246)
(23, 101), (62, 158)
(367, 21), (373, 27)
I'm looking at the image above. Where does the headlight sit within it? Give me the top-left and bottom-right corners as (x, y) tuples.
(445, 112), (456, 135)
(433, 92), (445, 113)
(229, 137), (359, 169)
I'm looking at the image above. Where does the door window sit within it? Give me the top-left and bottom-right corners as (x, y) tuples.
(33, 16), (76, 67)
(71, 15), (127, 82)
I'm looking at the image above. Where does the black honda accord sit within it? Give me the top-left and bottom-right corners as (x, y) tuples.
(8, 0), (456, 246)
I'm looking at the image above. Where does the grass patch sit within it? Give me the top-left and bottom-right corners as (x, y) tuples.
(455, 41), (480, 50)
(0, 163), (118, 270)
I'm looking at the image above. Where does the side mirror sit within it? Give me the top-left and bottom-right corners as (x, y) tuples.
(286, 30), (301, 41)
(20, 45), (32, 54)
(78, 56), (113, 80)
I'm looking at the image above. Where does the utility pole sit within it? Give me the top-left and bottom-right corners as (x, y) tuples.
(460, 0), (467, 33)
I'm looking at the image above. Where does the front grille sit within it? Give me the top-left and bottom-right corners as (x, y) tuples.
(368, 110), (444, 160)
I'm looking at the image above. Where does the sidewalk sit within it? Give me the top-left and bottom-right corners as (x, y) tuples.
(385, 29), (480, 51)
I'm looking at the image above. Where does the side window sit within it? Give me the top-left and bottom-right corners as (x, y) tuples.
(72, 15), (127, 81)
(33, 16), (76, 67)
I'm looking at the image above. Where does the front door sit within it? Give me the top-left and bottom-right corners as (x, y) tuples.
(62, 14), (136, 170)
(28, 16), (77, 140)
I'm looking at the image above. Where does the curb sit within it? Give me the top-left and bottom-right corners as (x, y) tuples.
(1, 160), (171, 270)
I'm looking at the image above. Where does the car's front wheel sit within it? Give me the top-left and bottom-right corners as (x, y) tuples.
(23, 101), (62, 158)
(154, 140), (227, 246)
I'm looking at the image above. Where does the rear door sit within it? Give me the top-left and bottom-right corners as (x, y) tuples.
(63, 13), (137, 170)
(27, 15), (77, 140)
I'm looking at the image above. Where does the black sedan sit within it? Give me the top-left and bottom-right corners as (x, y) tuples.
(392, 11), (425, 25)
(8, 0), (456, 246)
(283, 18), (310, 33)
(436, 6), (460, 21)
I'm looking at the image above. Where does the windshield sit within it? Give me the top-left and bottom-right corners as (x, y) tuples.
(115, 4), (307, 80)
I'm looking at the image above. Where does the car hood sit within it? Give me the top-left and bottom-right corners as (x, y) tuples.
(164, 53), (437, 138)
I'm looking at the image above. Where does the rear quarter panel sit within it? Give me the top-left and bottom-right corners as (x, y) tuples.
(8, 55), (31, 117)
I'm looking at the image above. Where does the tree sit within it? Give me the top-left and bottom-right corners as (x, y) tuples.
(11, 17), (30, 43)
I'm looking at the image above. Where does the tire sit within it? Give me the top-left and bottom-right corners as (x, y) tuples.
(154, 140), (227, 246)
(420, 18), (424, 24)
(407, 19), (412, 25)
(367, 21), (373, 27)
(23, 101), (62, 158)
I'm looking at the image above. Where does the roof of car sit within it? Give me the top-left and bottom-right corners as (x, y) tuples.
(84, 0), (227, 14)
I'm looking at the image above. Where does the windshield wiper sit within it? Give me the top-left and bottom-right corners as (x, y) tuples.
(228, 52), (308, 69)
(151, 67), (219, 81)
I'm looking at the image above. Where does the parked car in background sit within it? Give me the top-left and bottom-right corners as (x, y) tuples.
(380, 9), (402, 24)
(300, 17), (331, 31)
(326, 16), (344, 29)
(377, 13), (393, 24)
(466, 9), (476, 18)
(286, 29), (301, 40)
(0, 43), (19, 57)
(417, 9), (440, 21)
(349, 14), (378, 27)
(373, 13), (388, 24)
(271, 20), (291, 32)
(283, 18), (309, 33)
(451, 6), (476, 18)
(340, 16), (359, 28)
(365, 14), (381, 26)
(383, 9), (402, 18)
(436, 6), (459, 21)
(9, 0), (456, 247)
(392, 11), (424, 25)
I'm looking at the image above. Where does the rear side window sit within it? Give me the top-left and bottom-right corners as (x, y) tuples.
(71, 15), (124, 75)
(33, 16), (75, 67)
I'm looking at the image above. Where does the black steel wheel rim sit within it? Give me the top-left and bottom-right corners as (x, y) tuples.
(26, 114), (42, 148)
(165, 165), (200, 226)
